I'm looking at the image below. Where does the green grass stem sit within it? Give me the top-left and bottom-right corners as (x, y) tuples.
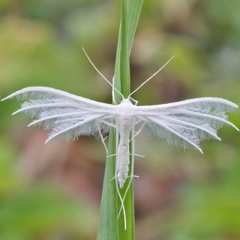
(97, 0), (143, 239)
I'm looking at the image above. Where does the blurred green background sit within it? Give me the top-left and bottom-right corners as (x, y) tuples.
(0, 0), (240, 239)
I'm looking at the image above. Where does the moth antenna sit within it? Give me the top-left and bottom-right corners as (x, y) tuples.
(112, 76), (117, 105)
(82, 48), (124, 102)
(129, 56), (174, 98)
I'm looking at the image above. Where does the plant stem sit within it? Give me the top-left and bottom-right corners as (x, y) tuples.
(97, 1), (143, 239)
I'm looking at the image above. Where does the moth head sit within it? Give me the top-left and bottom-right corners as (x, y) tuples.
(120, 98), (132, 105)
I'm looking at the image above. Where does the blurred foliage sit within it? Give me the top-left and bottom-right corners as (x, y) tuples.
(0, 139), (97, 240)
(0, 0), (240, 239)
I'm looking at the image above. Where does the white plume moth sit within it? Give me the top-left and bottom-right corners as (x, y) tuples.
(1, 52), (239, 229)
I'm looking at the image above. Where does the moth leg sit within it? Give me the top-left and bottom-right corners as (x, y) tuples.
(134, 123), (145, 138)
(130, 97), (138, 105)
(97, 126), (108, 154)
(115, 176), (127, 229)
(110, 175), (116, 182)
(129, 122), (145, 143)
(130, 153), (145, 158)
(106, 153), (116, 158)
(98, 120), (116, 155)
(99, 120), (116, 129)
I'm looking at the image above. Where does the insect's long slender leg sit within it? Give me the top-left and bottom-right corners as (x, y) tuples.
(115, 175), (127, 229)
(99, 120), (116, 129)
(97, 126), (108, 154)
(134, 123), (145, 138)
(98, 120), (117, 155)
(130, 153), (145, 158)
(129, 122), (144, 143)
(130, 97), (138, 105)
(103, 120), (117, 158)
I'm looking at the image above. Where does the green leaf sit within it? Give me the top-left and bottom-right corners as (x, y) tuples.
(97, 130), (118, 240)
(0, 184), (95, 239)
(127, 0), (144, 53)
(113, 0), (144, 103)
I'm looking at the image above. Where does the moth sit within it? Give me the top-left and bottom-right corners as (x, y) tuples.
(2, 53), (238, 229)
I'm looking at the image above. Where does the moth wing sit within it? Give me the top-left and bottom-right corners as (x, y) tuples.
(2, 87), (117, 142)
(135, 97), (238, 152)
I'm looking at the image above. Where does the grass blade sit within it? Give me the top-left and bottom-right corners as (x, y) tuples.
(97, 0), (143, 239)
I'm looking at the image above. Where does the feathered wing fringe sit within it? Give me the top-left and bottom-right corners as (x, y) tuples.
(137, 97), (238, 152)
(2, 87), (116, 142)
(2, 88), (238, 150)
